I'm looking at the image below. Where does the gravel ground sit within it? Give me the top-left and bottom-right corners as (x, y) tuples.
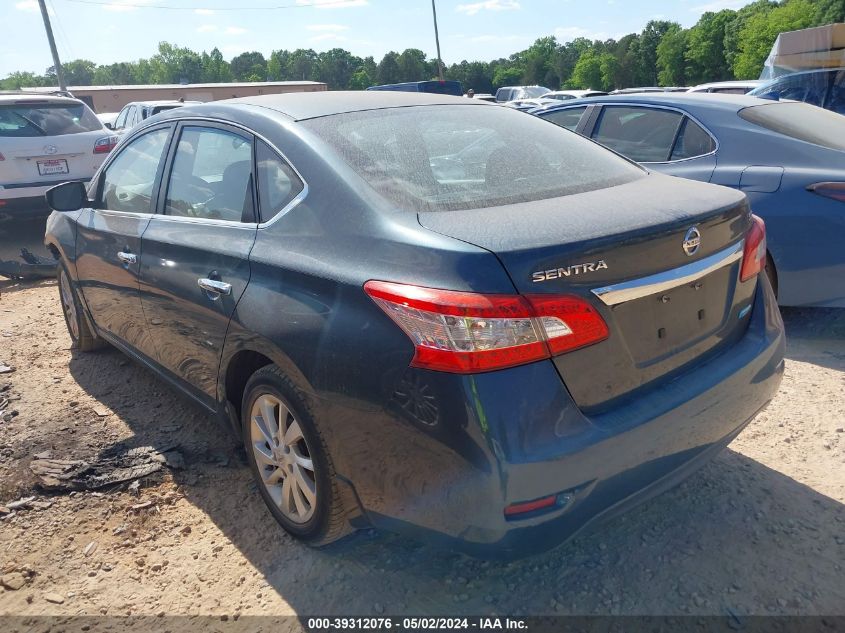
(0, 278), (843, 621)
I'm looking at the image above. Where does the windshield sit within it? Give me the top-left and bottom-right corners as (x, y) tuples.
(518, 86), (551, 99)
(739, 102), (845, 151)
(0, 102), (103, 137)
(302, 104), (643, 212)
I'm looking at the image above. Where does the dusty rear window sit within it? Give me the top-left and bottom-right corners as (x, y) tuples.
(0, 102), (103, 137)
(739, 102), (845, 151)
(302, 104), (643, 212)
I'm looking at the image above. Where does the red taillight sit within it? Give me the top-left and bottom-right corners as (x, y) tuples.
(363, 280), (609, 374)
(0, 152), (5, 161)
(807, 181), (845, 203)
(740, 214), (767, 282)
(93, 135), (118, 154)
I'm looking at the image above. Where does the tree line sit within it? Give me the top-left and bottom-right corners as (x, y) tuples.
(3, 0), (842, 93)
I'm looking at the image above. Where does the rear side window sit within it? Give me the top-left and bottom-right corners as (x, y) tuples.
(100, 127), (170, 214)
(165, 126), (254, 222)
(302, 104), (642, 213)
(0, 102), (102, 137)
(670, 118), (716, 160)
(592, 106), (683, 162)
(255, 140), (304, 222)
(739, 102), (845, 151)
(541, 106), (588, 131)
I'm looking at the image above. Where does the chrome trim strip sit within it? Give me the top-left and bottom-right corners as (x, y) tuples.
(591, 240), (744, 306)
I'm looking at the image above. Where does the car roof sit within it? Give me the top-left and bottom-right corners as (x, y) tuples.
(169, 90), (489, 122)
(0, 93), (83, 105)
(533, 92), (775, 114)
(125, 100), (199, 107)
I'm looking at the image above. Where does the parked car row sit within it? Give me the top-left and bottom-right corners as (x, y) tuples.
(42, 90), (786, 558)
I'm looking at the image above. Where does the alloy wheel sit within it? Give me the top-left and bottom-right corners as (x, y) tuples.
(249, 394), (317, 524)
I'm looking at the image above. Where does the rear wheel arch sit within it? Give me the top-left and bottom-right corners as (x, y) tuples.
(766, 250), (778, 298)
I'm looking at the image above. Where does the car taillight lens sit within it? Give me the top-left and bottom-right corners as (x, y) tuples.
(0, 152), (5, 161)
(807, 181), (845, 203)
(740, 214), (767, 282)
(93, 135), (118, 154)
(363, 280), (609, 373)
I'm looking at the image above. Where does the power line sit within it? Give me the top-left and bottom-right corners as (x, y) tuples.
(56, 0), (365, 11)
(47, 0), (78, 62)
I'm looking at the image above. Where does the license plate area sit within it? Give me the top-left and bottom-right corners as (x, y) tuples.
(37, 159), (69, 176)
(612, 265), (735, 366)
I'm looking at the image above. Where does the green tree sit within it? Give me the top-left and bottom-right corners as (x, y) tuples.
(230, 51), (267, 82)
(317, 48), (359, 89)
(656, 25), (688, 86)
(287, 49), (318, 81)
(201, 48), (231, 83)
(397, 48), (429, 81)
(491, 65), (522, 88)
(639, 20), (675, 85)
(570, 49), (604, 89)
(47, 59), (97, 86)
(149, 42), (203, 84)
(0, 71), (48, 90)
(734, 0), (816, 78)
(685, 10), (736, 84)
(376, 51), (401, 84)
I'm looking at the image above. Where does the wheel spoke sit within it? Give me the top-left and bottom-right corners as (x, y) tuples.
(252, 415), (275, 448)
(252, 442), (276, 467)
(280, 475), (293, 515)
(284, 419), (304, 446)
(260, 397), (278, 442)
(292, 477), (309, 516)
(276, 401), (290, 443)
(293, 453), (313, 471)
(265, 467), (284, 485)
(293, 465), (316, 506)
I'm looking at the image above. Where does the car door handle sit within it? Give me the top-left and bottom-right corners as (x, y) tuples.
(198, 278), (232, 296)
(117, 251), (136, 265)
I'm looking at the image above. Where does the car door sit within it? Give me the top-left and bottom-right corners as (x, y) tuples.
(587, 105), (716, 182)
(74, 124), (173, 357)
(138, 121), (258, 407)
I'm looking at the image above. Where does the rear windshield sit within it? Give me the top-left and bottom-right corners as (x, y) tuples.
(302, 104), (643, 212)
(150, 105), (182, 116)
(739, 102), (845, 151)
(0, 102), (103, 137)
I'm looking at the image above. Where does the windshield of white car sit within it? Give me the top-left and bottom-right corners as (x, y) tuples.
(0, 103), (103, 137)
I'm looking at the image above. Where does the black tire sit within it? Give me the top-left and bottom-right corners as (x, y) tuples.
(765, 253), (778, 299)
(57, 262), (104, 352)
(241, 365), (351, 546)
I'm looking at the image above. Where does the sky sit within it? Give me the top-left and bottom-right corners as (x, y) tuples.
(2, 0), (757, 78)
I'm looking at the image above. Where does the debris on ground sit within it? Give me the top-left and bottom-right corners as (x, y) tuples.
(29, 446), (184, 492)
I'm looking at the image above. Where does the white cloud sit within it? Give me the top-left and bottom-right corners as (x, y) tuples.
(197, 24), (217, 32)
(102, 0), (153, 13)
(296, 0), (369, 8)
(456, 0), (520, 16)
(225, 26), (248, 35)
(309, 33), (340, 42)
(690, 0), (751, 12)
(554, 26), (612, 42)
(195, 8), (215, 15)
(306, 23), (349, 32)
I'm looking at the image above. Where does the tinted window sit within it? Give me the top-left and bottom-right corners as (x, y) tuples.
(541, 106), (588, 131)
(124, 106), (137, 129)
(302, 104), (642, 213)
(670, 118), (716, 160)
(0, 102), (102, 137)
(710, 87), (747, 94)
(113, 106), (129, 130)
(592, 106), (683, 162)
(739, 102), (845, 151)
(165, 126), (254, 222)
(256, 140), (304, 222)
(100, 127), (170, 214)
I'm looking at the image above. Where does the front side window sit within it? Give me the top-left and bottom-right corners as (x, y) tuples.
(541, 106), (588, 131)
(164, 126), (254, 222)
(0, 102), (102, 137)
(592, 106), (684, 163)
(100, 127), (170, 214)
(113, 106), (129, 130)
(669, 118), (716, 160)
(302, 104), (642, 213)
(255, 140), (304, 222)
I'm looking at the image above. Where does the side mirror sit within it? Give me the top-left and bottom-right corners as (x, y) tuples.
(46, 181), (88, 212)
(104, 122), (114, 130)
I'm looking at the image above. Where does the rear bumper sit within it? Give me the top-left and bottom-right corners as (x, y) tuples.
(329, 276), (785, 558)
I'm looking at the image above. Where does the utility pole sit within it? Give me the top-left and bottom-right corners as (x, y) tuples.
(431, 0), (445, 82)
(37, 0), (67, 91)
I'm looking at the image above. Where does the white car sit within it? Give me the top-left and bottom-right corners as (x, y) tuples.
(0, 93), (116, 217)
(110, 100), (201, 135)
(687, 80), (764, 94)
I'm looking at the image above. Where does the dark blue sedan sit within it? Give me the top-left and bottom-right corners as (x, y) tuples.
(532, 93), (845, 307)
(43, 92), (784, 558)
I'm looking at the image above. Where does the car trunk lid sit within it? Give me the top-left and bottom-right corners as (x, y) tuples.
(418, 174), (757, 411)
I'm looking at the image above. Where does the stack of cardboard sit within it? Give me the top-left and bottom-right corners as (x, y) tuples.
(761, 23), (845, 79)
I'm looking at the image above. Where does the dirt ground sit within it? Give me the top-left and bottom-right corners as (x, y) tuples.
(0, 278), (843, 622)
